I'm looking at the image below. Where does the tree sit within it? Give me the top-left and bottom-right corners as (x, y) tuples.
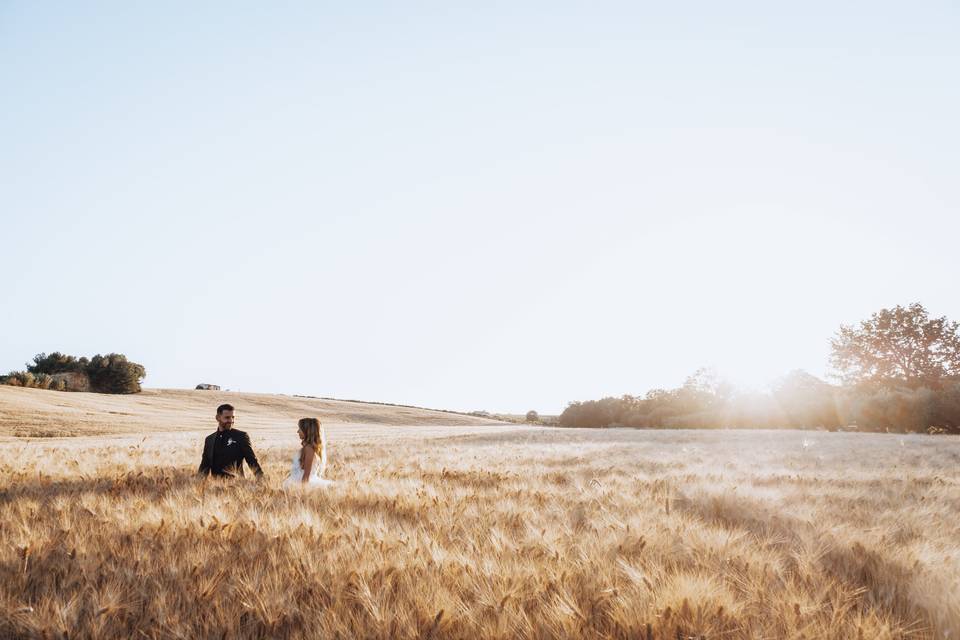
(85, 353), (147, 394)
(830, 303), (960, 389)
(525, 410), (539, 423)
(26, 352), (88, 375)
(682, 367), (734, 400)
(558, 398), (626, 428)
(772, 370), (841, 430)
(845, 386), (935, 433)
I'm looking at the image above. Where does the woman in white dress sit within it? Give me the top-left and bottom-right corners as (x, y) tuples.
(284, 417), (334, 488)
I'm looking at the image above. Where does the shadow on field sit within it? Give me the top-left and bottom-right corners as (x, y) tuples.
(675, 489), (942, 634)
(0, 468), (227, 504)
(674, 489), (807, 544)
(823, 540), (936, 627)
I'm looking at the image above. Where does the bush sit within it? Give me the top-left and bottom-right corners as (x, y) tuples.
(930, 382), (960, 432)
(3, 352), (146, 394)
(27, 352), (88, 375)
(34, 373), (52, 390)
(559, 397), (627, 428)
(525, 410), (539, 423)
(1, 371), (55, 389)
(50, 372), (90, 392)
(85, 353), (146, 394)
(842, 387), (935, 433)
(3, 371), (40, 388)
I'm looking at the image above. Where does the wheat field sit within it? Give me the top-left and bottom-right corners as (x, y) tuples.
(1, 390), (959, 639)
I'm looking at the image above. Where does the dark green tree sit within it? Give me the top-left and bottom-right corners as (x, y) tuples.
(85, 353), (146, 394)
(26, 352), (88, 375)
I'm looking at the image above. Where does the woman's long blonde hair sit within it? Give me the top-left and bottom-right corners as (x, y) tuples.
(298, 417), (327, 475)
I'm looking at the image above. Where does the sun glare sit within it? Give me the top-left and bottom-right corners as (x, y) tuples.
(714, 362), (788, 393)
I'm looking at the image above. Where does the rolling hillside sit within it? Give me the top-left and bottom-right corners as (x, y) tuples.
(0, 386), (507, 439)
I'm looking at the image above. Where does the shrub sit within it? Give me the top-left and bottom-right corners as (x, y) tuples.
(559, 398), (627, 428)
(85, 353), (146, 394)
(50, 371), (90, 392)
(27, 352), (88, 375)
(525, 410), (539, 423)
(16, 371), (35, 388)
(4, 352), (145, 394)
(930, 382), (960, 432)
(843, 387), (935, 433)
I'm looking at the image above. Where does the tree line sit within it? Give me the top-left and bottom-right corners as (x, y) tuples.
(558, 303), (960, 433)
(1, 352), (146, 394)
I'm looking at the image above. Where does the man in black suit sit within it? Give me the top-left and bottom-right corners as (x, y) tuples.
(197, 403), (264, 479)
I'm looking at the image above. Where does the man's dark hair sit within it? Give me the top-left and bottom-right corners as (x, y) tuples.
(217, 403), (234, 415)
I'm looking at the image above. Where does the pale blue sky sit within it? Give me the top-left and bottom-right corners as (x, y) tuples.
(2, 2), (958, 413)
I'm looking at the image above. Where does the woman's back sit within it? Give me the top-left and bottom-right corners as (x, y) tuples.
(284, 417), (333, 488)
(285, 445), (333, 487)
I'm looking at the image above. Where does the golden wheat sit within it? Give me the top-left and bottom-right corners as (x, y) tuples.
(1, 426), (958, 639)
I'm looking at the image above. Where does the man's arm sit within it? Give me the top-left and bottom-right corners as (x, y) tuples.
(240, 432), (264, 477)
(197, 437), (211, 476)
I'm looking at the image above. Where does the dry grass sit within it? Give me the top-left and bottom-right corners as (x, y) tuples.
(0, 386), (504, 439)
(1, 392), (959, 638)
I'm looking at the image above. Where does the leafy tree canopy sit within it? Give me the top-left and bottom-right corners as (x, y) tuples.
(830, 303), (960, 389)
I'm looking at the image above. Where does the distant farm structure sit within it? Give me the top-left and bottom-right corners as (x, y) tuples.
(195, 383), (220, 391)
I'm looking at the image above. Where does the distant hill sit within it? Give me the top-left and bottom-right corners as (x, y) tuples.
(0, 387), (509, 438)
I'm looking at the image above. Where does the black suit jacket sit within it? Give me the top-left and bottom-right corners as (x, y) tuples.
(197, 428), (264, 478)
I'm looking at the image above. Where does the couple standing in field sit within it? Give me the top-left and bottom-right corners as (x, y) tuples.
(197, 403), (333, 487)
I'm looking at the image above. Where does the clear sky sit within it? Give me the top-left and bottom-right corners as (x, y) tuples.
(2, 2), (958, 414)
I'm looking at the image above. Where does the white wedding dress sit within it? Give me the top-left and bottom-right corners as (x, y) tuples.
(284, 439), (334, 488)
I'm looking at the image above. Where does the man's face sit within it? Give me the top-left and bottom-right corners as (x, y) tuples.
(216, 409), (235, 431)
